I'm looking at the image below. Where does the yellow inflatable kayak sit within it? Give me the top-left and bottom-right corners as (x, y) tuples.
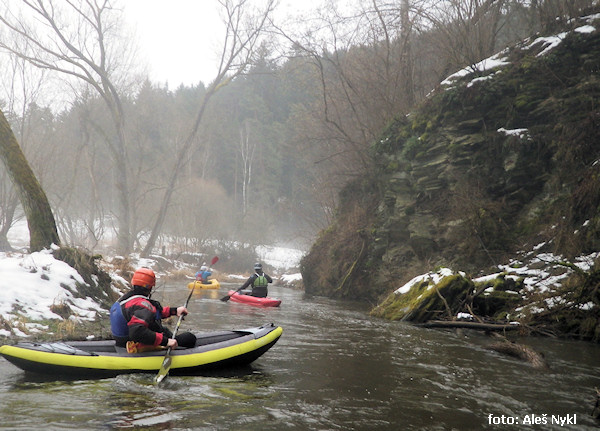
(187, 279), (220, 289)
(0, 323), (282, 378)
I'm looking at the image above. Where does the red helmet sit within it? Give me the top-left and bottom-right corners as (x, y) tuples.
(131, 268), (156, 289)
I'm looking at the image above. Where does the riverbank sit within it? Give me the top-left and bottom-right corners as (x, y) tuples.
(0, 245), (303, 341)
(370, 249), (600, 343)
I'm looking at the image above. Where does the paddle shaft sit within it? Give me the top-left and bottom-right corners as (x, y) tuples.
(156, 256), (218, 382)
(155, 287), (195, 383)
(172, 287), (194, 339)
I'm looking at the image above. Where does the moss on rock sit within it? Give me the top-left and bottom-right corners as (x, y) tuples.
(371, 273), (474, 323)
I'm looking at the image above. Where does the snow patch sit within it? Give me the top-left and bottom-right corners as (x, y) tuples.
(395, 267), (461, 295)
(0, 250), (99, 323)
(497, 127), (530, 140)
(441, 52), (510, 86)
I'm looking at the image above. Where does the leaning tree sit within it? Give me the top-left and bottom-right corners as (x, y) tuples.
(0, 108), (59, 251)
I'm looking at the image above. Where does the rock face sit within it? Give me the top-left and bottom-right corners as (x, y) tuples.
(301, 14), (600, 314)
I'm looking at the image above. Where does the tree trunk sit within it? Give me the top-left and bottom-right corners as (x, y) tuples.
(140, 0), (276, 257)
(400, 0), (415, 107)
(0, 198), (17, 251)
(240, 121), (256, 217)
(113, 126), (132, 254)
(141, 81), (217, 257)
(0, 109), (59, 251)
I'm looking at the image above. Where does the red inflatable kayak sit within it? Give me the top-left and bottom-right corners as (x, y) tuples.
(227, 290), (281, 307)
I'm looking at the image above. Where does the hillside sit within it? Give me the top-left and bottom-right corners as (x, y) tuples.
(300, 12), (600, 341)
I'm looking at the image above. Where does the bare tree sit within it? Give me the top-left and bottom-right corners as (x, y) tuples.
(413, 0), (509, 75)
(0, 108), (59, 251)
(0, 31), (55, 250)
(141, 0), (277, 257)
(533, 0), (596, 29)
(0, 164), (19, 250)
(51, 94), (108, 250)
(239, 119), (257, 217)
(399, 0), (415, 106)
(273, 0), (420, 225)
(0, 0), (142, 254)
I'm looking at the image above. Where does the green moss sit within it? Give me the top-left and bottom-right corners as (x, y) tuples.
(370, 279), (431, 320)
(473, 290), (522, 318)
(371, 274), (474, 322)
(401, 136), (422, 160)
(387, 160), (399, 171)
(411, 116), (429, 133)
(580, 317), (598, 336)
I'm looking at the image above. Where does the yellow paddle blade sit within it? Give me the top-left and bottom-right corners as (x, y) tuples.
(155, 355), (172, 384)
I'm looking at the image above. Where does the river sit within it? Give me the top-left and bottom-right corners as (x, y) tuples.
(0, 283), (598, 430)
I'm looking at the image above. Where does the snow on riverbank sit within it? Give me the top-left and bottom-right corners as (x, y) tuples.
(0, 226), (304, 338)
(392, 242), (598, 321)
(0, 247), (100, 337)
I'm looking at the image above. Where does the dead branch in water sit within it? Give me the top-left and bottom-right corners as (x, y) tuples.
(487, 333), (549, 369)
(419, 320), (521, 331)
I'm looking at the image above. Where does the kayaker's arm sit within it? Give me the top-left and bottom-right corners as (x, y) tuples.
(220, 271), (255, 302)
(240, 274), (256, 290)
(160, 306), (182, 318)
(129, 311), (169, 347)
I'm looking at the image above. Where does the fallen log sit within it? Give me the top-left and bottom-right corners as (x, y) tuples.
(419, 320), (549, 369)
(488, 340), (549, 369)
(418, 320), (521, 331)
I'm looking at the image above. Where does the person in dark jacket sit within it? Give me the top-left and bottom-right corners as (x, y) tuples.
(110, 267), (196, 351)
(239, 262), (273, 298)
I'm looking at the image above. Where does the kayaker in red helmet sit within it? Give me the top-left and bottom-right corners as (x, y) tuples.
(110, 267), (196, 352)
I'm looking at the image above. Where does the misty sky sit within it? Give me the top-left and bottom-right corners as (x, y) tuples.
(123, 0), (324, 87)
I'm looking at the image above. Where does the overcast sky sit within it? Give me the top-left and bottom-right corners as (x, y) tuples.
(122, 0), (322, 88)
(123, 0), (223, 87)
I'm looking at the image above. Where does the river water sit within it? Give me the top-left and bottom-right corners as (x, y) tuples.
(0, 283), (598, 430)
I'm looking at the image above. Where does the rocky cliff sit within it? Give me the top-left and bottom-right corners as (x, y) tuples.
(300, 13), (600, 339)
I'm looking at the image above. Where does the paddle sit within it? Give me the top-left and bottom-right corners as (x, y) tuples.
(155, 256), (219, 383)
(155, 287), (194, 384)
(220, 286), (243, 302)
(193, 255), (219, 285)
